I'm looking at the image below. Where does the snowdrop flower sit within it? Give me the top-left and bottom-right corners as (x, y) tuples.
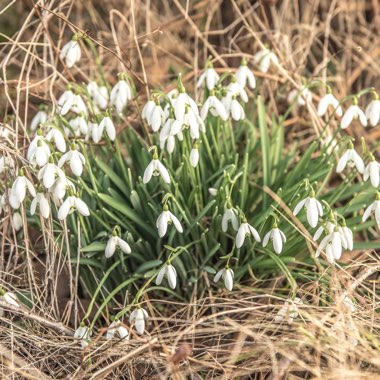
(226, 79), (248, 103)
(69, 114), (88, 136)
(50, 176), (75, 202)
(105, 233), (131, 258)
(288, 86), (312, 106)
(45, 128), (66, 153)
(317, 92), (343, 117)
(58, 192), (90, 220)
(336, 144), (365, 174)
(156, 204), (183, 237)
(58, 144), (86, 177)
(38, 160), (66, 189)
(30, 192), (50, 219)
(274, 298), (303, 324)
(27, 130), (44, 160)
(214, 267), (234, 291)
(340, 222), (354, 251)
(0, 288), (19, 308)
(236, 58), (256, 89)
(313, 220), (336, 241)
(174, 75), (200, 120)
(0, 155), (15, 174)
(0, 192), (6, 215)
(221, 207), (239, 232)
(87, 81), (108, 110)
(201, 92), (228, 121)
(362, 193), (380, 224)
(293, 190), (323, 228)
(156, 263), (177, 289)
(106, 320), (129, 340)
(189, 145), (199, 168)
(12, 212), (23, 232)
(197, 62), (220, 90)
(29, 139), (51, 167)
(315, 226), (348, 263)
(159, 117), (183, 154)
(181, 108), (205, 139)
(236, 219), (261, 248)
(341, 101), (367, 129)
(230, 97), (245, 121)
(262, 223), (286, 254)
(253, 47), (279, 73)
(110, 74), (132, 113)
(30, 109), (48, 131)
(74, 323), (91, 348)
(93, 115), (116, 143)
(209, 188), (218, 196)
(58, 90), (87, 116)
(129, 307), (148, 335)
(9, 170), (36, 209)
(60, 36), (81, 68)
(142, 99), (156, 122)
(147, 101), (165, 132)
(143, 152), (170, 184)
(365, 96), (380, 126)
(364, 155), (380, 187)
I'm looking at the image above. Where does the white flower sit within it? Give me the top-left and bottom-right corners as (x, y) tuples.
(274, 297), (303, 324)
(12, 212), (23, 231)
(236, 60), (256, 89)
(156, 263), (177, 289)
(293, 192), (323, 228)
(58, 194), (90, 220)
(236, 221), (261, 248)
(230, 98), (245, 121)
(60, 38), (81, 68)
(288, 87), (312, 106)
(173, 90), (199, 121)
(209, 188), (218, 196)
(253, 47), (278, 73)
(214, 267), (234, 291)
(129, 307), (148, 335)
(142, 100), (156, 121)
(340, 224), (354, 251)
(315, 228), (348, 263)
(28, 139), (51, 167)
(181, 109), (205, 139)
(362, 196), (380, 224)
(30, 192), (50, 219)
(38, 161), (66, 189)
(189, 146), (199, 168)
(106, 320), (129, 340)
(226, 80), (248, 103)
(69, 114), (88, 136)
(110, 77), (132, 113)
(9, 171), (36, 209)
(201, 94), (228, 121)
(365, 98), (380, 127)
(156, 205), (183, 237)
(50, 176), (76, 202)
(57, 90), (87, 116)
(0, 155), (15, 174)
(159, 118), (183, 154)
(45, 128), (66, 153)
(221, 207), (239, 232)
(341, 104), (367, 129)
(336, 147), (365, 174)
(93, 116), (116, 142)
(0, 289), (19, 308)
(30, 110), (48, 130)
(146, 102), (165, 132)
(197, 65), (220, 90)
(87, 82), (109, 110)
(364, 157), (380, 187)
(105, 235), (131, 258)
(0, 192), (6, 215)
(317, 93), (342, 117)
(74, 324), (91, 348)
(143, 156), (170, 184)
(262, 226), (286, 254)
(313, 220), (335, 241)
(58, 146), (86, 177)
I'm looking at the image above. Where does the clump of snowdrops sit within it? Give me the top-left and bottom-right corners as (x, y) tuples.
(1, 35), (380, 344)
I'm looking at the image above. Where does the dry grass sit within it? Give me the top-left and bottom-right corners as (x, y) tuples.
(1, 0), (380, 378)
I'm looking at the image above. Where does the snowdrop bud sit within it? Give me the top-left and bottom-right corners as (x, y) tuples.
(106, 320), (129, 340)
(336, 143), (365, 174)
(143, 151), (171, 184)
(236, 219), (261, 248)
(30, 109), (48, 131)
(262, 223), (286, 254)
(253, 47), (279, 73)
(362, 193), (380, 224)
(317, 91), (342, 117)
(30, 192), (50, 219)
(0, 288), (19, 308)
(230, 97), (245, 121)
(12, 212), (23, 231)
(156, 204), (183, 237)
(209, 188), (217, 196)
(58, 144), (86, 177)
(60, 36), (81, 68)
(156, 263), (177, 289)
(197, 61), (220, 90)
(189, 144), (199, 168)
(293, 190), (323, 228)
(214, 267), (234, 291)
(341, 99), (367, 129)
(110, 73), (133, 113)
(236, 58), (256, 89)
(74, 323), (91, 348)
(364, 154), (380, 188)
(221, 207), (239, 232)
(130, 307), (148, 335)
(365, 95), (380, 126)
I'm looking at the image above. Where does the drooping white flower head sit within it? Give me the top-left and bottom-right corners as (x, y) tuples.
(189, 145), (199, 168)
(93, 115), (116, 143)
(0, 289), (19, 308)
(60, 37), (81, 68)
(57, 89), (87, 116)
(30, 109), (48, 131)
(293, 190), (323, 228)
(362, 193), (380, 224)
(129, 307), (148, 335)
(315, 226), (348, 263)
(336, 143), (365, 174)
(236, 219), (261, 248)
(143, 151), (171, 184)
(253, 47), (279, 73)
(274, 297), (303, 324)
(340, 223), (354, 251)
(87, 81), (109, 110)
(105, 232), (131, 258)
(201, 92), (228, 121)
(38, 159), (66, 189)
(57, 192), (90, 220)
(226, 78), (248, 103)
(106, 320), (129, 340)
(159, 116), (183, 154)
(156, 263), (177, 289)
(156, 204), (183, 237)
(262, 224), (286, 254)
(221, 207), (239, 232)
(288, 86), (312, 106)
(9, 169), (36, 209)
(146, 101), (166, 132)
(12, 212), (23, 231)
(30, 192), (50, 219)
(230, 97), (245, 121)
(110, 74), (133, 113)
(341, 101), (367, 129)
(50, 175), (76, 202)
(142, 99), (156, 122)
(365, 97), (380, 127)
(74, 323), (91, 348)
(181, 109), (205, 139)
(58, 144), (86, 177)
(174, 75), (200, 121)
(45, 128), (67, 153)
(236, 58), (256, 89)
(364, 154), (380, 188)
(214, 267), (234, 291)
(317, 92), (343, 117)
(29, 139), (51, 167)
(69, 114), (88, 137)
(197, 62), (220, 91)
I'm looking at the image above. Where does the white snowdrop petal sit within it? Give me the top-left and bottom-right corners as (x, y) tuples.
(74, 198), (90, 216)
(105, 237), (117, 258)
